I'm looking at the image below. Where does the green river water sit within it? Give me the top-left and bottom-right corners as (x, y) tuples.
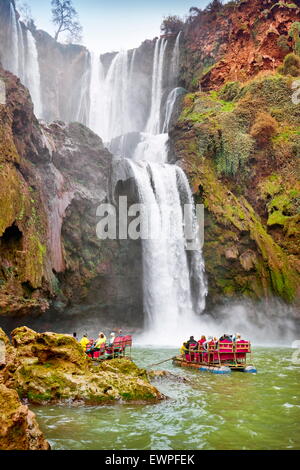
(31, 346), (300, 450)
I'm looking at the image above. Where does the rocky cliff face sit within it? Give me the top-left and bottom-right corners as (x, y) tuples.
(171, 0), (300, 309)
(1, 0), (299, 327)
(33, 29), (91, 124)
(181, 0), (300, 90)
(0, 66), (143, 326)
(0, 67), (52, 316)
(39, 120), (143, 328)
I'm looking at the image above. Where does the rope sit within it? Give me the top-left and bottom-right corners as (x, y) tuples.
(146, 356), (176, 369)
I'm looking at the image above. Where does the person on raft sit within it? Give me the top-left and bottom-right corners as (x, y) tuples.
(219, 334), (233, 342)
(186, 336), (198, 348)
(84, 333), (106, 358)
(183, 336), (199, 362)
(109, 332), (116, 346)
(95, 332), (107, 349)
(79, 334), (90, 350)
(180, 342), (189, 356)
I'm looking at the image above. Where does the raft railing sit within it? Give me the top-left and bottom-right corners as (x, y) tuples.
(86, 335), (133, 361)
(184, 341), (253, 368)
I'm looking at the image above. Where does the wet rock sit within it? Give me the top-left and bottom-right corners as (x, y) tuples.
(11, 327), (89, 371)
(0, 328), (18, 385)
(239, 250), (257, 272)
(148, 370), (190, 383)
(0, 383), (50, 450)
(7, 328), (165, 405)
(225, 247), (239, 260)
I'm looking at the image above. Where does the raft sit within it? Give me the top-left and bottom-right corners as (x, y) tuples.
(173, 339), (257, 374)
(172, 356), (257, 374)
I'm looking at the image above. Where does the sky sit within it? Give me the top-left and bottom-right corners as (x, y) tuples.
(20, 0), (214, 53)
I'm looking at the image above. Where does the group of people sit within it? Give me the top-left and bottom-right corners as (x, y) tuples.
(76, 330), (124, 355)
(180, 333), (243, 355)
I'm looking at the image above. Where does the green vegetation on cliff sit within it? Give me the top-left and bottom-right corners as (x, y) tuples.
(0, 72), (49, 316)
(174, 72), (300, 304)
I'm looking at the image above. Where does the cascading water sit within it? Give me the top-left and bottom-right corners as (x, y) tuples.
(73, 51), (91, 125)
(7, 1), (19, 76)
(2, 3), (207, 343)
(162, 87), (186, 133)
(0, 1), (43, 118)
(132, 133), (169, 163)
(25, 30), (43, 118)
(89, 49), (139, 143)
(146, 38), (167, 135)
(170, 31), (182, 83)
(89, 52), (104, 136)
(127, 159), (207, 344)
(99, 32), (207, 343)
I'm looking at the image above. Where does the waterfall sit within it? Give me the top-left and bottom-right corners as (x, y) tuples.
(146, 38), (167, 135)
(132, 133), (169, 163)
(25, 30), (42, 118)
(6, 1), (19, 76)
(105, 50), (130, 140)
(0, 1), (43, 118)
(161, 32), (184, 133)
(162, 87), (186, 133)
(89, 50), (139, 143)
(73, 51), (91, 124)
(89, 52), (105, 136)
(170, 31), (182, 83)
(129, 161), (194, 330)
(125, 157), (207, 343)
(105, 34), (207, 341)
(16, 12), (25, 80)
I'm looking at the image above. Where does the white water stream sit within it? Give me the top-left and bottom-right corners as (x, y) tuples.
(0, 2), (42, 117)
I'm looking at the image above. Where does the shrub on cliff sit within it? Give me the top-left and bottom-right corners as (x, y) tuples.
(277, 35), (291, 54)
(219, 81), (242, 101)
(289, 22), (300, 55)
(278, 53), (300, 76)
(205, 0), (223, 14)
(250, 112), (279, 146)
(161, 16), (183, 35)
(216, 127), (254, 176)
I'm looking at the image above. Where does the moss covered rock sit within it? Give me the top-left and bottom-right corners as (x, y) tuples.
(172, 72), (300, 307)
(4, 328), (164, 406)
(0, 68), (51, 317)
(0, 383), (50, 450)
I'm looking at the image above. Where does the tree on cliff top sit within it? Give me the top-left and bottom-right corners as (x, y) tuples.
(160, 16), (184, 35)
(205, 0), (223, 14)
(51, 0), (82, 43)
(187, 0), (223, 24)
(16, 1), (36, 31)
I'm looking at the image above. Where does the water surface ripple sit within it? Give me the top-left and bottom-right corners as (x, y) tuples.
(32, 347), (300, 450)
